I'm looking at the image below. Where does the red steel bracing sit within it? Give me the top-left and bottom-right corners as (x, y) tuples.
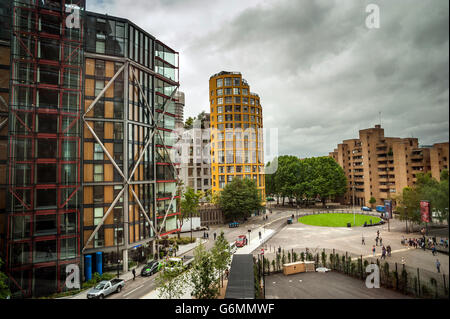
(6, 0), (84, 297)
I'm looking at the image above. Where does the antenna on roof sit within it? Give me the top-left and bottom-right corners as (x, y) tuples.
(379, 111), (382, 127)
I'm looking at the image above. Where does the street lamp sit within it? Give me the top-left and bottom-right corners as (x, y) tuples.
(352, 186), (356, 226)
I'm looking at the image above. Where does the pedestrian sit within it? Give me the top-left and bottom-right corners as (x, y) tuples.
(206, 232), (209, 239)
(225, 268), (229, 280)
(214, 232), (217, 240)
(381, 246), (386, 260)
(375, 237), (379, 246)
(401, 257), (406, 266)
(379, 237), (382, 246)
(362, 234), (365, 245)
(432, 244), (436, 256)
(436, 259), (441, 273)
(372, 245), (376, 256)
(132, 268), (136, 281)
(259, 231), (261, 240)
(387, 245), (391, 257)
(377, 230), (380, 237)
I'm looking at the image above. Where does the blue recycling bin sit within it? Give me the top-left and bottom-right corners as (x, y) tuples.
(96, 252), (103, 276)
(84, 255), (92, 281)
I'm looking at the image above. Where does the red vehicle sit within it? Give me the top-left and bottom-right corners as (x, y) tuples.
(235, 235), (248, 247)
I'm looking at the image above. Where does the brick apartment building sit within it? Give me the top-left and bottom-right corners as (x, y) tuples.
(329, 125), (449, 207)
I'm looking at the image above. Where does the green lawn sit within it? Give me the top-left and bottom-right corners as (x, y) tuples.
(298, 213), (381, 227)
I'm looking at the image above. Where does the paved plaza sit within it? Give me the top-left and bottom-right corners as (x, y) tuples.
(265, 271), (412, 299)
(261, 211), (448, 275)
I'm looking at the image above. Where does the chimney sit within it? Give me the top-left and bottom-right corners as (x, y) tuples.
(375, 124), (381, 129)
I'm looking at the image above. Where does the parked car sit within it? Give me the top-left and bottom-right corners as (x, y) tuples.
(235, 235), (248, 247)
(87, 279), (125, 299)
(141, 260), (162, 277)
(376, 205), (385, 213)
(229, 221), (239, 228)
(361, 206), (372, 211)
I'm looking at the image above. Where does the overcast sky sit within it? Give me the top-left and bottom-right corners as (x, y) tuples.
(89, 0), (449, 160)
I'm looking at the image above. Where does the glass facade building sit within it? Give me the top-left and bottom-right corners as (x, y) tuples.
(0, 0), (180, 298)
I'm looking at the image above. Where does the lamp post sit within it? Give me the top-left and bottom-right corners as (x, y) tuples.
(115, 221), (120, 278)
(352, 186), (356, 226)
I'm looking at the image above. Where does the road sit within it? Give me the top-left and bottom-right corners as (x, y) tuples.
(109, 209), (295, 299)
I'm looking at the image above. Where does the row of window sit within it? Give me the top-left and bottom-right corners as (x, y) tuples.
(215, 77), (242, 88)
(213, 97), (260, 105)
(214, 114), (262, 124)
(212, 105), (261, 114)
(212, 88), (251, 96)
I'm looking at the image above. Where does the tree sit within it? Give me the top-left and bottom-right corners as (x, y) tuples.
(0, 258), (10, 299)
(369, 197), (376, 208)
(306, 157), (347, 207)
(218, 178), (262, 222)
(178, 187), (202, 238)
(184, 116), (195, 129)
(211, 231), (231, 288)
(156, 264), (188, 299)
(396, 187), (421, 233)
(190, 243), (219, 299)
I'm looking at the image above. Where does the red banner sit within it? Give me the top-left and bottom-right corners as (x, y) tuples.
(420, 200), (431, 223)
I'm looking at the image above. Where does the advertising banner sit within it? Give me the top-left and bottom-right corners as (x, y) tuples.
(384, 200), (392, 219)
(420, 200), (431, 223)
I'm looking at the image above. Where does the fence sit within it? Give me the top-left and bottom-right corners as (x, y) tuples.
(258, 247), (449, 299)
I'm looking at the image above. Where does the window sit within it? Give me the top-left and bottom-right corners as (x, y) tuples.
(37, 113), (57, 134)
(95, 60), (105, 77)
(94, 143), (103, 160)
(224, 88), (232, 95)
(233, 78), (240, 86)
(94, 121), (104, 139)
(243, 97), (248, 104)
(93, 186), (103, 204)
(242, 88), (248, 95)
(217, 97), (223, 105)
(224, 78), (232, 86)
(233, 88), (240, 95)
(234, 96), (241, 103)
(217, 106), (223, 113)
(235, 105), (241, 112)
(38, 89), (58, 108)
(37, 139), (57, 158)
(216, 78), (223, 88)
(94, 165), (103, 181)
(35, 214), (57, 236)
(225, 97), (232, 104)
(39, 65), (59, 86)
(217, 89), (223, 96)
(250, 98), (255, 105)
(36, 189), (56, 208)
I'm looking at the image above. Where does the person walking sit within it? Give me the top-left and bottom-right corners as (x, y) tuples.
(432, 244), (437, 256)
(375, 237), (379, 246)
(214, 232), (217, 240)
(387, 245), (391, 257)
(379, 237), (383, 246)
(381, 246), (386, 260)
(132, 268), (136, 281)
(436, 259), (441, 273)
(372, 245), (376, 256)
(362, 234), (365, 245)
(259, 231), (262, 240)
(377, 230), (380, 237)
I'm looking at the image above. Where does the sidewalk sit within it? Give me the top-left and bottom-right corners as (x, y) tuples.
(60, 238), (206, 299)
